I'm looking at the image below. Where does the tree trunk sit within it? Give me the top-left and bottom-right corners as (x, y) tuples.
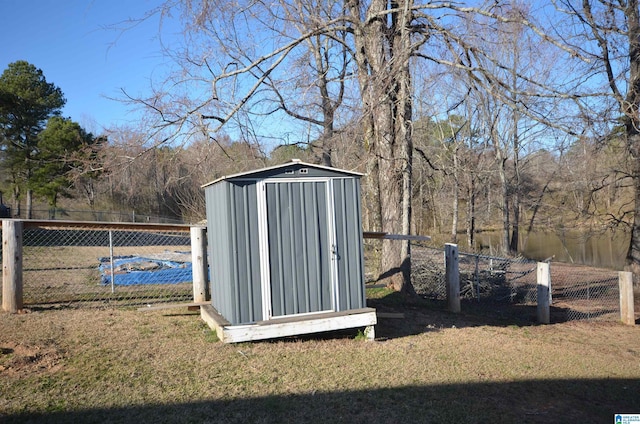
(510, 199), (520, 253)
(363, 156), (382, 232)
(317, 78), (335, 167)
(374, 81), (407, 292)
(625, 130), (640, 277)
(508, 37), (521, 255)
(509, 118), (520, 254)
(624, 0), (640, 279)
(26, 189), (32, 219)
(348, 0), (415, 294)
(395, 33), (413, 294)
(11, 182), (20, 218)
(313, 74), (335, 167)
(498, 156), (510, 255)
(626, 153), (640, 277)
(509, 144), (520, 254)
(451, 148), (459, 243)
(467, 176), (476, 250)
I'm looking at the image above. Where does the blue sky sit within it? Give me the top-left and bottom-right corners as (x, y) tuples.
(1, 0), (177, 134)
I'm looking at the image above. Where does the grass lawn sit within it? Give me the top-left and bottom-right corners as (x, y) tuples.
(1, 289), (639, 423)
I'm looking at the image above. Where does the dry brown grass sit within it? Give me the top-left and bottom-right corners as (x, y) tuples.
(0, 294), (639, 423)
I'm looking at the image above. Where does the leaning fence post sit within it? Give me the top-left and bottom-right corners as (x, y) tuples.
(537, 262), (551, 324)
(2, 220), (23, 313)
(191, 226), (209, 303)
(619, 271), (635, 326)
(445, 243), (460, 313)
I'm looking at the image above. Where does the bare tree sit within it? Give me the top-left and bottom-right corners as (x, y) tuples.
(68, 135), (108, 215)
(268, 0), (353, 166)
(551, 0), (640, 274)
(345, 0), (427, 293)
(167, 137), (266, 220)
(122, 0), (428, 293)
(436, 2), (565, 255)
(123, 0), (596, 291)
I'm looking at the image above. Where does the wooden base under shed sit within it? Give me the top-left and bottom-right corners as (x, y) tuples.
(200, 305), (377, 343)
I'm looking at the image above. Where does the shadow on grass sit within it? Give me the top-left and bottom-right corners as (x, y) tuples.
(366, 287), (630, 340)
(4, 378), (638, 424)
(366, 289), (545, 340)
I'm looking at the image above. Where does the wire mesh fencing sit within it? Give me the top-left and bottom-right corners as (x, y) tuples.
(457, 252), (538, 304)
(1, 223), (630, 321)
(2, 222), (195, 309)
(410, 245), (538, 304)
(549, 263), (620, 322)
(409, 243), (624, 323)
(411, 245), (446, 299)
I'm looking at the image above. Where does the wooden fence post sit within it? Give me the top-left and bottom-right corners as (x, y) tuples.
(619, 271), (635, 326)
(537, 262), (551, 324)
(2, 220), (23, 313)
(191, 226), (210, 303)
(445, 243), (460, 313)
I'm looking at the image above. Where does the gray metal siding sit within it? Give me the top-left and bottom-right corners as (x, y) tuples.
(266, 181), (332, 316)
(333, 178), (366, 310)
(205, 163), (365, 326)
(205, 181), (233, 321)
(206, 181), (262, 325)
(229, 181), (262, 324)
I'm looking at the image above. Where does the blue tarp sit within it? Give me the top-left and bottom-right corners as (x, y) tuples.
(99, 255), (192, 286)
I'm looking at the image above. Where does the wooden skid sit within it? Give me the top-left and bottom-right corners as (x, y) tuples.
(200, 305), (377, 343)
(137, 302), (210, 312)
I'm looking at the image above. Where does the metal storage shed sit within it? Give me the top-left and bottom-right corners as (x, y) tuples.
(200, 159), (376, 342)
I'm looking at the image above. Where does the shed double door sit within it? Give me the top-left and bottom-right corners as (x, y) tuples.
(259, 180), (336, 319)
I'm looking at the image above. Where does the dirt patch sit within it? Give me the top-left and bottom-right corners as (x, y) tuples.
(0, 341), (64, 378)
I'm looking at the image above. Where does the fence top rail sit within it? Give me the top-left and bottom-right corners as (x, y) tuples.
(1, 219), (202, 232)
(363, 231), (431, 241)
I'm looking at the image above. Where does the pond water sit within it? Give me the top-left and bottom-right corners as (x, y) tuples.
(473, 229), (630, 270)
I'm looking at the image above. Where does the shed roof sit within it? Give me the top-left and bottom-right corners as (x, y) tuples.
(201, 159), (364, 188)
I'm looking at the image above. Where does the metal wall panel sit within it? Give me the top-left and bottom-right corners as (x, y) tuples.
(266, 181), (332, 317)
(205, 181), (233, 321)
(333, 178), (366, 311)
(206, 181), (262, 325)
(229, 181), (262, 323)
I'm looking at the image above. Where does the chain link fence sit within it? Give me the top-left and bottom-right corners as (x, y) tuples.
(410, 245), (538, 304)
(550, 263), (620, 322)
(1, 224), (630, 321)
(458, 252), (539, 304)
(410, 245), (446, 299)
(1, 222), (195, 308)
(409, 243), (623, 323)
